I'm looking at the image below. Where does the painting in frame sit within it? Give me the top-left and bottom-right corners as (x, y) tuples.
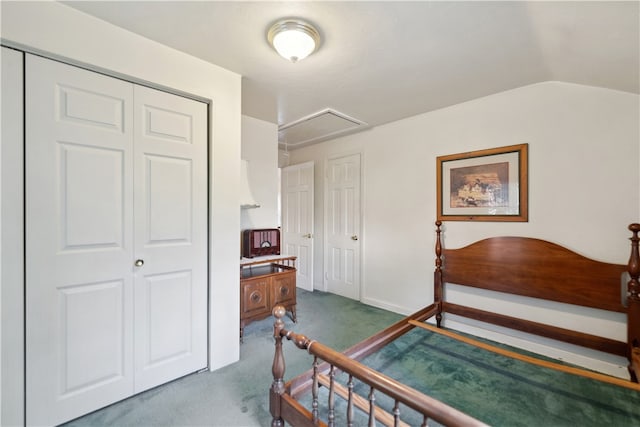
(436, 143), (528, 222)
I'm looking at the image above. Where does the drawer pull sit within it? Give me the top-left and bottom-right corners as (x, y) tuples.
(280, 287), (289, 296)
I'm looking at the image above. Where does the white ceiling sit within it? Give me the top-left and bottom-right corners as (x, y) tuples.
(63, 1), (639, 148)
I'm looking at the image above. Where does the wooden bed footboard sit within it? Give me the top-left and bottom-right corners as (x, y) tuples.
(270, 305), (488, 427)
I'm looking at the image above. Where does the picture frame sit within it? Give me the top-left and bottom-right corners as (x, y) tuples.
(436, 143), (528, 222)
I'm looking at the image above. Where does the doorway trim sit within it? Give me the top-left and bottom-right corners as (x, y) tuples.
(1, 45), (25, 426)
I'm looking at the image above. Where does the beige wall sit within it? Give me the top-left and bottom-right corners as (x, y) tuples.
(289, 81), (640, 376)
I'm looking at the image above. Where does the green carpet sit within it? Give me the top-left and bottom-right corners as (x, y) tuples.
(62, 290), (640, 426)
(62, 290), (402, 427)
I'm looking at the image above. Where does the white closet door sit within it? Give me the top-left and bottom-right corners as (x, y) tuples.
(26, 55), (135, 426)
(132, 85), (208, 392)
(25, 56), (209, 425)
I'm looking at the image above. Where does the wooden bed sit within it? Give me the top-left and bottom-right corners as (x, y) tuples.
(270, 222), (640, 426)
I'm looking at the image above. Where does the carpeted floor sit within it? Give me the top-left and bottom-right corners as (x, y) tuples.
(62, 289), (640, 427)
(62, 289), (402, 427)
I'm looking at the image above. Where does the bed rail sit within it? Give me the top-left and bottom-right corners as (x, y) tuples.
(270, 305), (488, 427)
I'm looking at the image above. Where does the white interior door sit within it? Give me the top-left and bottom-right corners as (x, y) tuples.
(281, 162), (314, 291)
(133, 85), (208, 392)
(25, 55), (208, 425)
(26, 54), (136, 426)
(325, 154), (361, 300)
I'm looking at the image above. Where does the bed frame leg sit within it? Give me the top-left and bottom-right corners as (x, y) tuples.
(627, 224), (640, 382)
(435, 221), (444, 327)
(271, 305), (287, 426)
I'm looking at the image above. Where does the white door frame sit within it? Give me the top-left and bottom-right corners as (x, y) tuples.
(323, 152), (363, 300)
(2, 47), (212, 426)
(1, 46), (25, 427)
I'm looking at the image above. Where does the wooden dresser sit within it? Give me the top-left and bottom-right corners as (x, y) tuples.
(240, 255), (297, 341)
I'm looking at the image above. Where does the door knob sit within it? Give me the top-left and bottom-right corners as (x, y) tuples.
(303, 233), (312, 238)
(351, 235), (358, 241)
(134, 259), (144, 267)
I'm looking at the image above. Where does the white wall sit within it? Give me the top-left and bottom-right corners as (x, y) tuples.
(1, 2), (242, 422)
(241, 115), (280, 231)
(289, 81), (640, 375)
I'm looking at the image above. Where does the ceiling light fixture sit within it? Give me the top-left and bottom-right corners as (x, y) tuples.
(267, 19), (320, 63)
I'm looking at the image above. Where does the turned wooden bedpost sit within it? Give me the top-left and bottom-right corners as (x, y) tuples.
(628, 224), (640, 382)
(271, 305), (286, 427)
(434, 221), (444, 327)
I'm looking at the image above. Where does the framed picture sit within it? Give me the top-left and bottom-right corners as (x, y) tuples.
(436, 143), (528, 222)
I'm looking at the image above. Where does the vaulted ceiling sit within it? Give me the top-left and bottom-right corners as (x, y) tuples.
(64, 1), (639, 148)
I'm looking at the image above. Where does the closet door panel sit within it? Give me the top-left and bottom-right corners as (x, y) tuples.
(133, 85), (208, 392)
(60, 143), (125, 248)
(25, 55), (135, 426)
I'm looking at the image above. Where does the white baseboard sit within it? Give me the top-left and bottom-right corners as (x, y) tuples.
(360, 296), (415, 316)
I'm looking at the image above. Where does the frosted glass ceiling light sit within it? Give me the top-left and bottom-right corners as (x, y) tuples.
(268, 19), (320, 63)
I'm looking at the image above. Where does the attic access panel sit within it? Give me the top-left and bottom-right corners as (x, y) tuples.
(279, 108), (367, 148)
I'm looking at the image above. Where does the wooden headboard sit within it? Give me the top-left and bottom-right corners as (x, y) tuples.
(433, 221), (640, 381)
